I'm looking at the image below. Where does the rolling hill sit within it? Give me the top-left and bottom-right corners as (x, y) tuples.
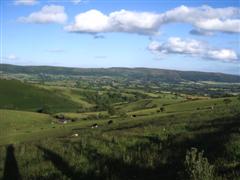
(1, 64), (240, 83)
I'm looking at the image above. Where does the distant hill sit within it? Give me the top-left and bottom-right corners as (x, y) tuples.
(1, 64), (240, 83)
(0, 79), (80, 113)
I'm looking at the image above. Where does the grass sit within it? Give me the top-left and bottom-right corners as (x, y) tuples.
(0, 109), (57, 145)
(0, 79), (81, 113)
(0, 103), (239, 179)
(0, 109), (112, 146)
(37, 85), (94, 109)
(116, 93), (186, 113)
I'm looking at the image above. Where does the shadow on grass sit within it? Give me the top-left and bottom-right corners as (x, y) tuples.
(101, 114), (240, 179)
(37, 114), (240, 180)
(73, 141), (172, 180)
(3, 145), (21, 180)
(158, 114), (240, 178)
(38, 146), (80, 180)
(38, 146), (99, 180)
(181, 115), (240, 160)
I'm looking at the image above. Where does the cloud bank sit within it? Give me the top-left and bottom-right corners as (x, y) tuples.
(148, 37), (239, 62)
(18, 5), (67, 24)
(65, 5), (240, 35)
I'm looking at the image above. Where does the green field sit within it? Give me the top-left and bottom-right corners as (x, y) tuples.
(0, 79), (81, 113)
(0, 72), (240, 179)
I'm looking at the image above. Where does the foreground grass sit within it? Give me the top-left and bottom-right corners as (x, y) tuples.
(0, 100), (240, 179)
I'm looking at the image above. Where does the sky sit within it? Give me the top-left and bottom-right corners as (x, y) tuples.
(1, 0), (240, 75)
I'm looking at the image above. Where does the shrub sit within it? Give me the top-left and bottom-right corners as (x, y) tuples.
(184, 148), (214, 180)
(37, 105), (51, 114)
(160, 107), (165, 112)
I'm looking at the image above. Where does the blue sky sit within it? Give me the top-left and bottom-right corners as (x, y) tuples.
(1, 0), (240, 75)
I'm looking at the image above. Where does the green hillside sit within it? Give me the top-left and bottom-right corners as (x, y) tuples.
(0, 109), (55, 145)
(1, 64), (240, 83)
(0, 79), (80, 113)
(0, 97), (239, 179)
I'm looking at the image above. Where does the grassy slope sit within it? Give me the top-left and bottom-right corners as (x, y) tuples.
(0, 96), (238, 145)
(0, 79), (81, 113)
(116, 93), (185, 112)
(36, 85), (94, 109)
(0, 110), (55, 145)
(0, 109), (109, 145)
(0, 98), (239, 179)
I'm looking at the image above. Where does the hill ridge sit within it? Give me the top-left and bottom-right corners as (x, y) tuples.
(1, 63), (240, 83)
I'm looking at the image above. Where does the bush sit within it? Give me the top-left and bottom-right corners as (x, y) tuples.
(37, 105), (51, 114)
(184, 148), (214, 180)
(160, 107), (165, 112)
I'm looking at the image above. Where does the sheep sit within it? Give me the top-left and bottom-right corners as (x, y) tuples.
(91, 123), (98, 128)
(72, 133), (78, 137)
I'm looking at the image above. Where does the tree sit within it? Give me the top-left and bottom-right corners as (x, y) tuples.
(185, 148), (214, 180)
(160, 107), (165, 112)
(37, 105), (51, 114)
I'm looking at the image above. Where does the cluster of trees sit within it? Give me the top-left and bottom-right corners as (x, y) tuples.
(79, 91), (135, 111)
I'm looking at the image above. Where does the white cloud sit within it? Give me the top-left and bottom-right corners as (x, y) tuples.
(70, 0), (90, 4)
(161, 5), (240, 33)
(65, 10), (109, 33)
(195, 19), (240, 33)
(65, 5), (240, 35)
(161, 5), (239, 22)
(148, 37), (239, 62)
(207, 49), (238, 61)
(163, 5), (240, 33)
(18, 5), (67, 24)
(148, 38), (205, 55)
(14, 0), (38, 5)
(65, 9), (161, 35)
(4, 54), (18, 60)
(108, 10), (160, 35)
(71, 0), (82, 4)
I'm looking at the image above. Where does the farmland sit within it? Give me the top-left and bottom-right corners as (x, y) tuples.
(0, 65), (240, 179)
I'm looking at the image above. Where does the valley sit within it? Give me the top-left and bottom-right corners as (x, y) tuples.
(0, 64), (240, 179)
